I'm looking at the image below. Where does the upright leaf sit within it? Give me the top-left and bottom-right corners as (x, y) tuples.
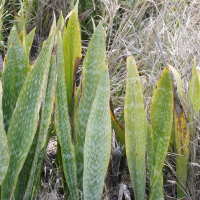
(64, 9), (82, 115)
(55, 32), (79, 200)
(2, 30), (30, 132)
(124, 56), (146, 200)
(188, 57), (200, 121)
(76, 22), (106, 190)
(0, 80), (9, 185)
(188, 57), (200, 163)
(147, 122), (164, 200)
(149, 66), (173, 199)
(83, 67), (111, 200)
(13, 11), (24, 36)
(110, 99), (125, 146)
(174, 110), (189, 199)
(18, 121), (40, 199)
(169, 65), (182, 96)
(1, 18), (56, 200)
(26, 27), (36, 57)
(23, 54), (57, 200)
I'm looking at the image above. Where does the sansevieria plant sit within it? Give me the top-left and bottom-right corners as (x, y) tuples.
(0, 7), (111, 200)
(0, 2), (197, 200)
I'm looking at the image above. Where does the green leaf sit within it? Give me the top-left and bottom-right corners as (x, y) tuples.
(188, 57), (200, 118)
(31, 124), (53, 199)
(152, 175), (164, 200)
(23, 54), (57, 200)
(26, 27), (36, 57)
(55, 32), (79, 200)
(149, 66), (173, 199)
(73, 85), (80, 155)
(56, 11), (65, 34)
(76, 22), (106, 190)
(64, 9), (82, 115)
(147, 123), (164, 200)
(0, 80), (9, 185)
(1, 17), (56, 200)
(2, 30), (30, 132)
(13, 12), (24, 35)
(110, 99), (125, 146)
(18, 122), (40, 199)
(124, 56), (146, 200)
(83, 67), (111, 200)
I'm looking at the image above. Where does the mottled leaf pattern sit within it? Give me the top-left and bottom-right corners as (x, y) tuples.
(18, 122), (40, 199)
(55, 32), (79, 200)
(23, 54), (56, 200)
(83, 67), (111, 200)
(77, 22), (106, 190)
(147, 122), (164, 200)
(0, 80), (9, 185)
(1, 18), (56, 200)
(2, 30), (30, 132)
(124, 56), (146, 200)
(64, 9), (82, 115)
(13, 13), (23, 35)
(149, 66), (173, 199)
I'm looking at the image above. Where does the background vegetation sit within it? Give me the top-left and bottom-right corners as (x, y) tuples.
(0, 0), (200, 199)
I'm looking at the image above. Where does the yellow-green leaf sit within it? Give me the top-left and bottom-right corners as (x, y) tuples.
(147, 122), (164, 200)
(174, 108), (189, 198)
(110, 109), (125, 146)
(26, 27), (36, 56)
(124, 56), (146, 200)
(169, 64), (183, 96)
(188, 57), (200, 119)
(149, 66), (173, 199)
(64, 9), (82, 115)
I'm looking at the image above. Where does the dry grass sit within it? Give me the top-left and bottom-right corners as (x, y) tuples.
(99, 0), (200, 199)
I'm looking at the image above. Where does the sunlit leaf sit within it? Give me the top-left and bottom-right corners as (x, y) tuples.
(64, 9), (82, 115)
(2, 30), (30, 132)
(125, 56), (146, 200)
(83, 67), (111, 199)
(169, 64), (182, 96)
(26, 27), (36, 57)
(147, 122), (164, 200)
(1, 17), (56, 200)
(149, 66), (173, 199)
(188, 57), (200, 119)
(55, 32), (79, 200)
(174, 96), (189, 198)
(76, 22), (106, 190)
(23, 54), (56, 200)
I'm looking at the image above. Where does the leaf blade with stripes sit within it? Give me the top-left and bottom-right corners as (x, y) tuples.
(83, 67), (111, 200)
(1, 18), (56, 200)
